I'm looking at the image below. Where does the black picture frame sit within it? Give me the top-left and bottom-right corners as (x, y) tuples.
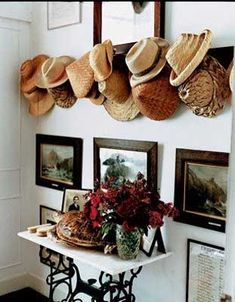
(186, 239), (225, 302)
(36, 134), (83, 191)
(93, 137), (158, 192)
(61, 188), (91, 213)
(93, 2), (165, 53)
(140, 227), (165, 257)
(174, 148), (229, 232)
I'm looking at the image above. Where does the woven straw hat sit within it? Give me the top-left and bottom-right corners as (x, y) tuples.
(178, 55), (230, 117)
(103, 93), (140, 121)
(23, 88), (55, 116)
(37, 56), (75, 89)
(66, 52), (94, 98)
(89, 39), (114, 82)
(87, 82), (106, 105)
(132, 65), (180, 120)
(227, 60), (234, 92)
(20, 54), (49, 93)
(166, 29), (213, 86)
(125, 37), (169, 87)
(48, 81), (77, 108)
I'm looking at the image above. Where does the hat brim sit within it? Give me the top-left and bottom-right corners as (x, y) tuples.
(24, 92), (55, 116)
(103, 94), (140, 121)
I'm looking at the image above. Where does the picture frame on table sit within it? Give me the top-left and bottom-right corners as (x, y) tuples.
(36, 134), (83, 191)
(186, 239), (225, 302)
(174, 148), (229, 232)
(39, 205), (71, 268)
(61, 188), (91, 213)
(140, 227), (165, 257)
(47, 2), (81, 30)
(93, 137), (158, 192)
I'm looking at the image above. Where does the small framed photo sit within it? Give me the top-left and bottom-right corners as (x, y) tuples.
(47, 2), (81, 30)
(61, 189), (90, 213)
(141, 227), (159, 257)
(94, 137), (158, 192)
(186, 239), (225, 302)
(174, 148), (229, 232)
(36, 134), (83, 191)
(40, 205), (58, 226)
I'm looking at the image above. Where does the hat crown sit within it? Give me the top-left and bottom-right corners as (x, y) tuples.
(126, 38), (159, 74)
(41, 57), (65, 85)
(20, 60), (34, 78)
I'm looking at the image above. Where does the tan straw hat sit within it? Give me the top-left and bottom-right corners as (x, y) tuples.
(103, 93), (140, 121)
(89, 39), (114, 82)
(48, 81), (77, 108)
(66, 52), (94, 98)
(125, 37), (169, 87)
(166, 29), (213, 86)
(37, 56), (75, 89)
(87, 83), (106, 105)
(227, 60), (234, 93)
(132, 65), (180, 120)
(178, 55), (230, 117)
(23, 88), (55, 116)
(20, 54), (49, 93)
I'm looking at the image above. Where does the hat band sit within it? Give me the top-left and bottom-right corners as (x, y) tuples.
(134, 50), (160, 77)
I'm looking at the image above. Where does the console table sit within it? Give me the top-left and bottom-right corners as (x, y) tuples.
(18, 231), (172, 302)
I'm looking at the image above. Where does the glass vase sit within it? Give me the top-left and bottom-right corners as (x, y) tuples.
(116, 224), (141, 260)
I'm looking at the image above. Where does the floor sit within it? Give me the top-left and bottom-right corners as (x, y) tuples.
(0, 287), (49, 302)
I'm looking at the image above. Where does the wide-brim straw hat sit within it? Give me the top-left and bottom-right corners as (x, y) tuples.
(89, 39), (113, 82)
(178, 55), (230, 117)
(23, 88), (55, 116)
(20, 54), (49, 93)
(37, 56), (75, 89)
(87, 82), (106, 105)
(126, 37), (169, 88)
(66, 52), (94, 98)
(166, 29), (213, 86)
(132, 65), (180, 120)
(103, 93), (140, 121)
(48, 81), (77, 108)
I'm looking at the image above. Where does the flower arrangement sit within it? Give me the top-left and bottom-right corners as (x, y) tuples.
(84, 172), (178, 241)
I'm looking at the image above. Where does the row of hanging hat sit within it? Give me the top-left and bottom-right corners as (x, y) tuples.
(20, 29), (233, 121)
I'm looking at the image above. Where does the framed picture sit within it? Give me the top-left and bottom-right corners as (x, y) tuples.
(36, 134), (83, 191)
(94, 138), (158, 192)
(174, 148), (229, 232)
(61, 189), (90, 213)
(47, 2), (81, 30)
(186, 239), (225, 302)
(39, 205), (71, 268)
(140, 227), (165, 257)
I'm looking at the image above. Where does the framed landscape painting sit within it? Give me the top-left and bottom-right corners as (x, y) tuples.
(36, 134), (83, 191)
(174, 148), (229, 232)
(93, 137), (158, 192)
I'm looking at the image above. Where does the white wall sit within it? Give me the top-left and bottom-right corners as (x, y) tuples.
(20, 2), (235, 301)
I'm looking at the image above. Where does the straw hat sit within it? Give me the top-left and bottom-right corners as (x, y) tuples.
(23, 88), (55, 116)
(103, 93), (140, 121)
(20, 54), (49, 93)
(227, 60), (234, 93)
(87, 83), (106, 105)
(166, 29), (213, 86)
(37, 56), (75, 89)
(48, 81), (77, 108)
(66, 52), (94, 98)
(89, 39), (114, 82)
(125, 37), (169, 87)
(178, 55), (230, 117)
(132, 65), (180, 120)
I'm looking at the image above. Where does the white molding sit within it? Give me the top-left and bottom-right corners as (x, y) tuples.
(0, 261), (22, 271)
(0, 272), (29, 296)
(0, 3), (32, 23)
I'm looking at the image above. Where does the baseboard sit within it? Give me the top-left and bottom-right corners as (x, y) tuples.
(0, 272), (29, 295)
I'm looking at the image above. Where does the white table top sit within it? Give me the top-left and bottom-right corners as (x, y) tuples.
(18, 231), (172, 276)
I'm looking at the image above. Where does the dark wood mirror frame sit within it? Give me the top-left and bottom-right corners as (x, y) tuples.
(93, 2), (165, 54)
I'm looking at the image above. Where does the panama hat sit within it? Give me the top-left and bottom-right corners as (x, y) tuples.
(132, 65), (180, 120)
(48, 81), (77, 108)
(89, 39), (114, 82)
(37, 56), (75, 89)
(178, 55), (230, 117)
(23, 88), (55, 116)
(166, 29), (213, 86)
(125, 37), (169, 87)
(66, 52), (94, 99)
(103, 93), (140, 121)
(20, 54), (49, 93)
